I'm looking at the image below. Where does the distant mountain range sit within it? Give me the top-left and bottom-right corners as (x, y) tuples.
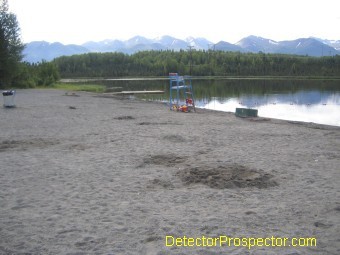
(23, 35), (340, 63)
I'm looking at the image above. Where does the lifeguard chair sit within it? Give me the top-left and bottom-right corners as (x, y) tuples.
(169, 73), (195, 112)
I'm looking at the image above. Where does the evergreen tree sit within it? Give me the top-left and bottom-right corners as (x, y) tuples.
(0, 0), (24, 88)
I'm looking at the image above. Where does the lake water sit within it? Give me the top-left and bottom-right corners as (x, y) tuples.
(82, 78), (340, 126)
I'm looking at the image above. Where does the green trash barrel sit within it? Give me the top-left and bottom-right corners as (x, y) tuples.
(235, 108), (258, 117)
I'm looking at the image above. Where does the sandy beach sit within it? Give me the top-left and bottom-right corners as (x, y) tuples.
(0, 89), (339, 255)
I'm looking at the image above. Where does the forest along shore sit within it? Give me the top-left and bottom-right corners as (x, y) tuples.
(0, 89), (339, 254)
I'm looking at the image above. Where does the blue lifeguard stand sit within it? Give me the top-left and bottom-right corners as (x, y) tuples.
(169, 73), (195, 112)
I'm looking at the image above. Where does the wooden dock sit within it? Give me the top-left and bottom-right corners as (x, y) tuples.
(104, 90), (164, 96)
(95, 90), (164, 98)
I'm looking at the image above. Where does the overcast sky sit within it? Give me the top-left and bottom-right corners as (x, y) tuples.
(8, 0), (340, 45)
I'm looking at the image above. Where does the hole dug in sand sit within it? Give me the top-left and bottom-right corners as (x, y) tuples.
(141, 154), (186, 167)
(177, 164), (278, 189)
(0, 138), (58, 152)
(163, 134), (186, 143)
(147, 178), (174, 189)
(114, 116), (135, 120)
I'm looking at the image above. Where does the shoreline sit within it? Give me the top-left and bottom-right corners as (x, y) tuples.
(0, 89), (339, 254)
(96, 91), (340, 128)
(59, 75), (340, 83)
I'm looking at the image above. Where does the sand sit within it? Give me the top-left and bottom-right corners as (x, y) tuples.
(0, 89), (339, 255)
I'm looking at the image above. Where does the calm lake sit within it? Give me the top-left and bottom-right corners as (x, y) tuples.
(81, 78), (340, 126)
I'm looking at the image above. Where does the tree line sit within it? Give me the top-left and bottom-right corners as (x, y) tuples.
(0, 0), (59, 89)
(1, 0), (339, 89)
(54, 50), (340, 78)
(0, 0), (23, 88)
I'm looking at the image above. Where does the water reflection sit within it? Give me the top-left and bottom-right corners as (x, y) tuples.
(83, 78), (340, 126)
(200, 93), (340, 126)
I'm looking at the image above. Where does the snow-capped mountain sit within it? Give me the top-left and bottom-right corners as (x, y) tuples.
(214, 41), (243, 52)
(236, 35), (280, 53)
(312, 37), (340, 51)
(279, 38), (338, 56)
(23, 35), (340, 63)
(236, 36), (339, 56)
(153, 36), (188, 50)
(82, 39), (125, 52)
(23, 41), (90, 63)
(185, 37), (212, 50)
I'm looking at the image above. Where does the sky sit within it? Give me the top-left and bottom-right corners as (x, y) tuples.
(8, 0), (340, 45)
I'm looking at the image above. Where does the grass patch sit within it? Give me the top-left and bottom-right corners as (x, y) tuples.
(44, 83), (106, 93)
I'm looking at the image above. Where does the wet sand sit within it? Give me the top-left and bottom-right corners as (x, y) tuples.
(0, 89), (339, 255)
